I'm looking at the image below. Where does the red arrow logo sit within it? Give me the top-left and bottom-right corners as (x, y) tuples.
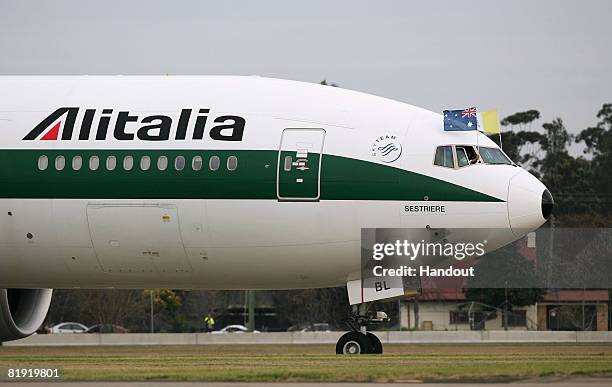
(40, 122), (61, 140)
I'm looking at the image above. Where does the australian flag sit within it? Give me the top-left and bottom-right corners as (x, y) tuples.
(443, 107), (477, 131)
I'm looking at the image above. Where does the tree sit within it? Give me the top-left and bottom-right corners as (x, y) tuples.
(501, 110), (596, 218)
(320, 79), (339, 87)
(539, 118), (572, 156)
(272, 288), (348, 328)
(465, 247), (544, 326)
(500, 110), (541, 128)
(144, 289), (186, 332)
(83, 289), (142, 327)
(533, 118), (595, 217)
(500, 110), (545, 168)
(500, 130), (545, 167)
(576, 103), (612, 215)
(577, 103), (612, 158)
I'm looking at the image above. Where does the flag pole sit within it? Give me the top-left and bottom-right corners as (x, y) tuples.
(475, 107), (479, 151)
(497, 109), (502, 149)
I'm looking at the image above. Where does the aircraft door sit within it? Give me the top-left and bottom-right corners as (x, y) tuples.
(277, 128), (326, 201)
(86, 204), (192, 275)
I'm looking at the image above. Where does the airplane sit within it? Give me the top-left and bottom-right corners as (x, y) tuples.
(0, 76), (553, 354)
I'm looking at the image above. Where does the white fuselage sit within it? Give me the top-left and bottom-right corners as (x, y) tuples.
(0, 76), (549, 289)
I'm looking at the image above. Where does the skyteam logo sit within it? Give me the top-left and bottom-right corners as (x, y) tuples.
(371, 134), (402, 163)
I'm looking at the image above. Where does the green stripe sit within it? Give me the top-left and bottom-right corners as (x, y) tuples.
(0, 150), (503, 202)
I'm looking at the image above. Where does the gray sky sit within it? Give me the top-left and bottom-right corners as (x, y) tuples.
(1, 0), (610, 146)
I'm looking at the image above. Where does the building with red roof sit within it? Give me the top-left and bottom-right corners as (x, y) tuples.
(398, 234), (610, 331)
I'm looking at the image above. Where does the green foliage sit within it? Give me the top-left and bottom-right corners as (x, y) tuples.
(465, 248), (544, 309)
(272, 287), (348, 328)
(500, 110), (540, 127)
(320, 79), (339, 87)
(499, 110), (544, 169)
(576, 103), (612, 213)
(500, 107), (611, 219)
(540, 118), (572, 154)
(577, 103), (612, 156)
(500, 130), (545, 166)
(528, 118), (596, 216)
(146, 289), (182, 312)
(143, 289), (189, 332)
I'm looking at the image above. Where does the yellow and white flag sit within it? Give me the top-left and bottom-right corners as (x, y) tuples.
(477, 109), (501, 134)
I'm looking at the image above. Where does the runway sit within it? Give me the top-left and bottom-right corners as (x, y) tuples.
(1, 379), (612, 387)
(1, 344), (611, 383)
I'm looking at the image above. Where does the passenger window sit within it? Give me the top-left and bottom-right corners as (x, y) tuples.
(456, 147), (469, 167)
(140, 156), (151, 171)
(123, 155), (134, 171)
(434, 146), (454, 168)
(106, 156), (116, 171)
(157, 156), (168, 171)
(227, 156), (238, 171)
(175, 156), (185, 171)
(89, 156), (99, 171)
(209, 156), (220, 171)
(38, 155), (48, 171)
(72, 155), (82, 171)
(55, 155), (65, 171)
(192, 156), (203, 171)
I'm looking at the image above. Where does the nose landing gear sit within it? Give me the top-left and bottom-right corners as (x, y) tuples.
(336, 304), (388, 354)
(336, 331), (383, 354)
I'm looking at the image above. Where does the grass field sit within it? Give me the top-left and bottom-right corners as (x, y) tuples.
(1, 344), (612, 382)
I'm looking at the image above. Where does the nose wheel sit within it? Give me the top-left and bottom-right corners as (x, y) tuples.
(336, 304), (387, 354)
(336, 332), (383, 354)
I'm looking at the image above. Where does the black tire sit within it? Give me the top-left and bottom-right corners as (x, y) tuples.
(366, 332), (383, 354)
(336, 332), (370, 354)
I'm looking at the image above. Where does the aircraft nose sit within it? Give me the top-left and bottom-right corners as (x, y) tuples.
(541, 189), (554, 220)
(507, 169), (552, 237)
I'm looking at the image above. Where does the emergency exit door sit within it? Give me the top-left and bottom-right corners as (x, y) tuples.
(277, 128), (326, 201)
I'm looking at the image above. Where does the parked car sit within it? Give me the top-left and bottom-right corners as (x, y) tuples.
(211, 324), (260, 334)
(304, 323), (332, 332)
(85, 324), (129, 334)
(49, 322), (88, 334)
(287, 323), (332, 332)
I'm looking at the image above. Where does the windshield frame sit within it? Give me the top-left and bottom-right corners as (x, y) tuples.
(478, 146), (514, 165)
(432, 144), (515, 169)
(433, 144), (456, 168)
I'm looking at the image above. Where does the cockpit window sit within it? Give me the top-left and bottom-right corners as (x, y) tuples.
(479, 147), (513, 165)
(456, 147), (469, 167)
(456, 145), (480, 167)
(434, 146), (454, 168)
